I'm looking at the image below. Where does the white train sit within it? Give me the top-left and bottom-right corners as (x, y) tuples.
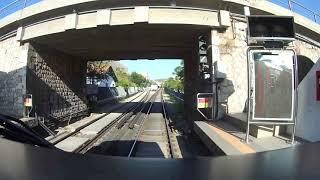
(150, 84), (159, 91)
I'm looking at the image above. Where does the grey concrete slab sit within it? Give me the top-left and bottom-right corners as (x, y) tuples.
(194, 121), (242, 155)
(194, 120), (300, 156)
(213, 121), (299, 151)
(140, 136), (166, 142)
(250, 137), (297, 151)
(55, 136), (89, 152)
(80, 113), (122, 135)
(50, 92), (145, 140)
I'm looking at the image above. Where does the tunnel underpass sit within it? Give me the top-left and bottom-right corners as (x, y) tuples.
(25, 24), (212, 130)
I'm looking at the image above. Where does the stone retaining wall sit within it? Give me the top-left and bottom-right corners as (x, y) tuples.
(0, 37), (28, 118)
(27, 43), (88, 121)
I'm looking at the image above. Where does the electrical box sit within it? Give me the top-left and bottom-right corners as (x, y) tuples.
(213, 61), (226, 80)
(247, 16), (295, 45)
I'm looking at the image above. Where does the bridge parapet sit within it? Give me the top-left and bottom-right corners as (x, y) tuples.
(0, 0), (319, 42)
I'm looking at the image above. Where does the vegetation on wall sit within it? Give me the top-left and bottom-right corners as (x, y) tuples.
(87, 61), (110, 79)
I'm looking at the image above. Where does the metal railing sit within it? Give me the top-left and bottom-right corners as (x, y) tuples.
(0, 0), (41, 20)
(270, 0), (320, 23)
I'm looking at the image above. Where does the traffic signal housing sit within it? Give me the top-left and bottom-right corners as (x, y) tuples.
(247, 16), (295, 45)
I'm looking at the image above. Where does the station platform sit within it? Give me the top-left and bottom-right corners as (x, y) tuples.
(194, 120), (300, 156)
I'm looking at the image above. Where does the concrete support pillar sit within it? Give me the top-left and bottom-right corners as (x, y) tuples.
(209, 30), (221, 65)
(134, 6), (149, 23)
(96, 9), (111, 26)
(208, 30), (226, 120)
(219, 10), (231, 27)
(16, 27), (24, 42)
(65, 13), (78, 30)
(184, 47), (201, 131)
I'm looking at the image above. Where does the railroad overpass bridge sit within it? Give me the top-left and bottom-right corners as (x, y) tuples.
(0, 0), (319, 140)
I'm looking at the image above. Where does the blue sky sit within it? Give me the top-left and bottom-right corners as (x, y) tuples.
(0, 0), (41, 18)
(120, 60), (182, 80)
(269, 0), (319, 21)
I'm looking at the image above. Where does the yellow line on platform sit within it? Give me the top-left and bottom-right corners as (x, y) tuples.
(207, 123), (255, 154)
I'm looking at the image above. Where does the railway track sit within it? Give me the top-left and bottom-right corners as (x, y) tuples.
(52, 91), (150, 152)
(127, 89), (179, 158)
(73, 91), (153, 154)
(83, 90), (160, 156)
(49, 91), (147, 145)
(54, 89), (182, 158)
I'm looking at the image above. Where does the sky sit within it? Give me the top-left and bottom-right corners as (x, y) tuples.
(0, 0), (41, 19)
(120, 60), (182, 80)
(0, 0), (319, 79)
(269, 0), (320, 21)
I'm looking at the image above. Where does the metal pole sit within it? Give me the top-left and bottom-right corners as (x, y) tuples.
(291, 50), (299, 144)
(210, 34), (216, 121)
(291, 124), (295, 144)
(314, 14), (317, 22)
(211, 58), (215, 120)
(19, 0), (27, 24)
(214, 82), (218, 120)
(245, 48), (251, 143)
(288, 0), (292, 11)
(23, 0), (28, 8)
(212, 84), (215, 120)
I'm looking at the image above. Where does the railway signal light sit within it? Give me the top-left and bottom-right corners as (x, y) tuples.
(199, 36), (207, 57)
(198, 35), (211, 81)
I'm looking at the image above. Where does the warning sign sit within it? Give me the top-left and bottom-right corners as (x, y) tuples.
(23, 94), (33, 107)
(197, 97), (212, 109)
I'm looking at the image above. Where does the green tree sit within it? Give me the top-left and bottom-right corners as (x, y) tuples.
(114, 68), (134, 90)
(163, 77), (183, 92)
(173, 62), (184, 82)
(130, 72), (150, 87)
(166, 61), (184, 92)
(87, 61), (110, 78)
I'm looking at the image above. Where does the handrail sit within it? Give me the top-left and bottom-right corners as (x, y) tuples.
(270, 0), (319, 23)
(0, 0), (40, 19)
(0, 0), (21, 12)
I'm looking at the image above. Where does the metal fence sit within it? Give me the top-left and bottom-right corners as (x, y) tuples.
(270, 0), (319, 23)
(0, 0), (41, 20)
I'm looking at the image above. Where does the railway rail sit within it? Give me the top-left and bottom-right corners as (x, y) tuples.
(51, 91), (150, 152)
(127, 89), (159, 157)
(73, 90), (152, 154)
(84, 90), (160, 157)
(53, 89), (182, 158)
(127, 89), (179, 158)
(49, 91), (146, 145)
